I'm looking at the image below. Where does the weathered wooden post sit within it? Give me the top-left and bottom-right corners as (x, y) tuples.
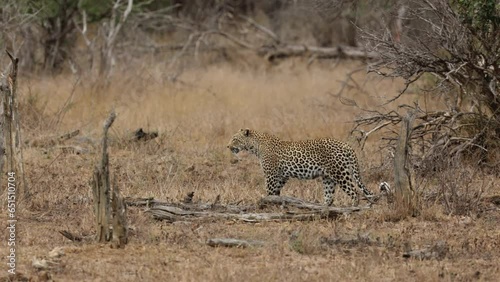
(393, 110), (418, 216)
(1, 50), (28, 198)
(92, 111), (128, 247)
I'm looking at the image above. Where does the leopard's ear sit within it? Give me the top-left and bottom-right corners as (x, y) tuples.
(242, 128), (250, 136)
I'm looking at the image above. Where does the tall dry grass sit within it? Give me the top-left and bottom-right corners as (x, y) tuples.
(28, 62), (394, 135)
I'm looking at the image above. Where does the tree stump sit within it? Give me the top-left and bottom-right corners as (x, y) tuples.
(91, 112), (128, 247)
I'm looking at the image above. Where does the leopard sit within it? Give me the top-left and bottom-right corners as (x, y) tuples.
(227, 128), (389, 206)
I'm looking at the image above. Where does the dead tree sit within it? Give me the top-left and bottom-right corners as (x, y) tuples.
(92, 111), (128, 247)
(355, 0), (500, 170)
(98, 0), (133, 80)
(0, 50), (28, 198)
(393, 111), (418, 215)
(92, 112), (114, 242)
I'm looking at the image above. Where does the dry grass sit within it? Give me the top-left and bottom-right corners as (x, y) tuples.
(1, 60), (499, 281)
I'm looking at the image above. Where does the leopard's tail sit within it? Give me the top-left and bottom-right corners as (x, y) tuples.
(350, 160), (374, 197)
(350, 160), (392, 204)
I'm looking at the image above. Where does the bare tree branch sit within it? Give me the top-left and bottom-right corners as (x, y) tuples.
(353, 0), (500, 172)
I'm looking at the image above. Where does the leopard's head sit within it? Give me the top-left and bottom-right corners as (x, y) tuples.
(227, 128), (254, 154)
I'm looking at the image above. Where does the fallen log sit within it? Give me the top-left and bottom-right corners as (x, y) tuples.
(257, 44), (379, 62)
(126, 195), (254, 213)
(140, 195), (371, 223)
(403, 241), (448, 260)
(125, 197), (156, 207)
(209, 30), (379, 62)
(149, 207), (337, 222)
(259, 195), (371, 213)
(59, 230), (83, 242)
(207, 238), (265, 248)
(26, 129), (80, 148)
(320, 233), (379, 247)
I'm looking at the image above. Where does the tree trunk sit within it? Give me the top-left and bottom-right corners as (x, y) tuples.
(393, 110), (418, 216)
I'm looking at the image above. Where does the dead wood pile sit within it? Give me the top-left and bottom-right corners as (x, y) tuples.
(126, 194), (372, 223)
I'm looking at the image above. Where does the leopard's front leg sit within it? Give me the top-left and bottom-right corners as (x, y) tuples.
(260, 156), (288, 196)
(265, 174), (288, 196)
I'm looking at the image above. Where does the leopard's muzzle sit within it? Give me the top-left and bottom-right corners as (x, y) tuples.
(227, 146), (240, 154)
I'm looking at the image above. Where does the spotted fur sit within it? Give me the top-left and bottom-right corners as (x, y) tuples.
(227, 128), (374, 206)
